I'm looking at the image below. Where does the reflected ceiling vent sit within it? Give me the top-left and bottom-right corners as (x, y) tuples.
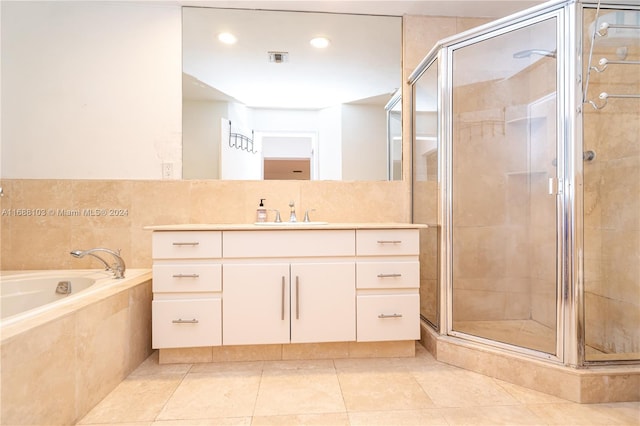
(268, 51), (289, 63)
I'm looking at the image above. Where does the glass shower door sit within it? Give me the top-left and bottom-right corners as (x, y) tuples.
(449, 16), (559, 355)
(413, 59), (440, 329)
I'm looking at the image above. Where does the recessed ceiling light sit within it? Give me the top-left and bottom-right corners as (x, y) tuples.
(310, 37), (330, 49)
(218, 32), (237, 45)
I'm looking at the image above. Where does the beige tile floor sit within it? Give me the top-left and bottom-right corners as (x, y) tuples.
(78, 344), (640, 426)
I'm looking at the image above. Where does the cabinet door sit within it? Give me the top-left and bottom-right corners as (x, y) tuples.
(222, 263), (290, 345)
(290, 262), (356, 343)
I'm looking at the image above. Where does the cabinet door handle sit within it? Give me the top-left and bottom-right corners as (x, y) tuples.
(172, 318), (199, 323)
(378, 313), (403, 319)
(281, 276), (285, 321)
(295, 276), (300, 320)
(172, 273), (200, 278)
(377, 273), (402, 278)
(172, 242), (200, 246)
(377, 240), (401, 244)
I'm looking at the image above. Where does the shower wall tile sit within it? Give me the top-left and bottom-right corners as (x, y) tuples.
(504, 289), (534, 319)
(582, 34), (639, 357)
(453, 227), (509, 280)
(504, 228), (531, 280)
(419, 227), (438, 279)
(453, 289), (507, 321)
(403, 16), (456, 71)
(602, 229), (640, 301)
(420, 278), (439, 323)
(413, 181), (437, 224)
(601, 157), (640, 230)
(456, 17), (493, 33)
(530, 287), (557, 330)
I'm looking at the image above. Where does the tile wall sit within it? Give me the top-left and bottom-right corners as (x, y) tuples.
(0, 179), (410, 270)
(582, 9), (640, 358)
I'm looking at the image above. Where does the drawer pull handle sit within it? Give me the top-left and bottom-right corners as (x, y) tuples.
(378, 313), (403, 319)
(377, 240), (402, 244)
(172, 318), (199, 324)
(377, 273), (402, 278)
(172, 273), (200, 278)
(172, 242), (200, 246)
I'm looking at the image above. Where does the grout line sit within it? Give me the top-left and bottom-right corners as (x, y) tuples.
(150, 361), (193, 423)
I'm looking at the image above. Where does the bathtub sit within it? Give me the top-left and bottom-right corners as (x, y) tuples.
(1, 269), (104, 320)
(1, 268), (153, 425)
(1, 269), (150, 327)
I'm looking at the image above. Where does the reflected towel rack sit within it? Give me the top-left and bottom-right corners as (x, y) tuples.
(590, 57), (640, 73)
(228, 120), (256, 154)
(596, 22), (640, 37)
(588, 92), (640, 110)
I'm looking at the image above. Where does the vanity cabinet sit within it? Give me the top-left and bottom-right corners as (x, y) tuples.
(147, 224), (423, 356)
(151, 231), (223, 349)
(222, 262), (355, 345)
(222, 229), (356, 345)
(355, 229), (420, 342)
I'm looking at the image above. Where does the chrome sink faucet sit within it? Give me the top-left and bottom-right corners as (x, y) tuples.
(289, 201), (297, 222)
(270, 209), (282, 223)
(70, 248), (126, 279)
(303, 209), (316, 222)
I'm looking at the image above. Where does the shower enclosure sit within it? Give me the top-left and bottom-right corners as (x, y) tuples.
(411, 0), (638, 378)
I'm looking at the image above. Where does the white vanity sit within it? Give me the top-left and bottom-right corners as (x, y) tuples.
(146, 223), (425, 363)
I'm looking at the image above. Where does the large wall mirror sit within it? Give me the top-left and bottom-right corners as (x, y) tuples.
(182, 7), (402, 181)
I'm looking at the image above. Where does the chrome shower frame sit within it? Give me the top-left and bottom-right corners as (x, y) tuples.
(410, 0), (639, 368)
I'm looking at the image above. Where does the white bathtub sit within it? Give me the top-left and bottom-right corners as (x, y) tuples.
(0, 269), (151, 328)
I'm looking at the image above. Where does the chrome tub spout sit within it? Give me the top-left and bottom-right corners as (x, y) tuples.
(70, 248), (126, 279)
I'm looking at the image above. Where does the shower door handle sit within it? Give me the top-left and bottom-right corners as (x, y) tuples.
(548, 177), (562, 195)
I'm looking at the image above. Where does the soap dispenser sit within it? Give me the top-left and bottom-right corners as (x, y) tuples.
(256, 199), (267, 223)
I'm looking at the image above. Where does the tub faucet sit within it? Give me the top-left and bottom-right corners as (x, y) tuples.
(70, 248), (126, 279)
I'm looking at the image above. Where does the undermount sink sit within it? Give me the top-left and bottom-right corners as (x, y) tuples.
(254, 221), (329, 226)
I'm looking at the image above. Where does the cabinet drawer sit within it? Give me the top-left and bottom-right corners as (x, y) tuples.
(152, 264), (221, 292)
(357, 294), (419, 342)
(152, 298), (221, 348)
(356, 261), (419, 289)
(152, 231), (222, 259)
(223, 230), (355, 258)
(356, 229), (419, 256)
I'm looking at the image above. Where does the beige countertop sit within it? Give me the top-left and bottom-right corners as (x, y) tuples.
(144, 223), (430, 231)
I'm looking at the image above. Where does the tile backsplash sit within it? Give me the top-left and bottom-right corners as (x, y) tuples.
(0, 179), (410, 270)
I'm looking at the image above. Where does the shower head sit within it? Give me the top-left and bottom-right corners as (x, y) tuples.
(513, 49), (556, 59)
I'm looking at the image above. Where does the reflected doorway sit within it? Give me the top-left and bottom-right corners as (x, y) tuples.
(258, 132), (317, 180)
(264, 158), (311, 180)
